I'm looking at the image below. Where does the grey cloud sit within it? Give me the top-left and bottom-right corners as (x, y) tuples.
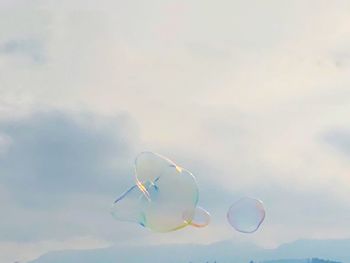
(0, 111), (138, 206)
(323, 129), (350, 156)
(0, 38), (45, 63)
(0, 111), (142, 242)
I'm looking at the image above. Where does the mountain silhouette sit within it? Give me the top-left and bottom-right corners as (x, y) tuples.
(29, 238), (350, 263)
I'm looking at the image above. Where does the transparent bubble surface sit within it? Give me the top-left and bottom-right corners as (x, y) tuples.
(227, 197), (265, 233)
(111, 152), (209, 232)
(184, 207), (211, 228)
(111, 185), (147, 226)
(135, 152), (176, 184)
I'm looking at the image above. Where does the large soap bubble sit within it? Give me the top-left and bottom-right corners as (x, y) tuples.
(111, 152), (210, 232)
(227, 197), (265, 233)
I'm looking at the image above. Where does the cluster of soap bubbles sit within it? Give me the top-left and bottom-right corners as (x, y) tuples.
(111, 152), (210, 232)
(111, 152), (265, 234)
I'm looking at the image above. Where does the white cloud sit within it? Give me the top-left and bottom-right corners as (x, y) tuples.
(1, 0), (350, 259)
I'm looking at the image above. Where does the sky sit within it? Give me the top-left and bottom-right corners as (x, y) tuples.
(1, 0), (350, 262)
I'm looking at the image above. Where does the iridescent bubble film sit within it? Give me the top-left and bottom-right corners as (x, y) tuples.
(227, 197), (265, 233)
(111, 152), (210, 232)
(184, 206), (211, 228)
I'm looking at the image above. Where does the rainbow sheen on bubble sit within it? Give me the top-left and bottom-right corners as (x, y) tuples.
(111, 152), (210, 232)
(227, 197), (265, 233)
(184, 206), (211, 228)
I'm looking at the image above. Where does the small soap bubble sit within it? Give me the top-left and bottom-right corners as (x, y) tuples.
(227, 197), (265, 233)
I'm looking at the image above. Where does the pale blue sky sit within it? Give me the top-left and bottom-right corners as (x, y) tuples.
(1, 1), (350, 262)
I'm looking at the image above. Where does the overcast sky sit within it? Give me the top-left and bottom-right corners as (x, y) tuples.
(1, 1), (350, 262)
